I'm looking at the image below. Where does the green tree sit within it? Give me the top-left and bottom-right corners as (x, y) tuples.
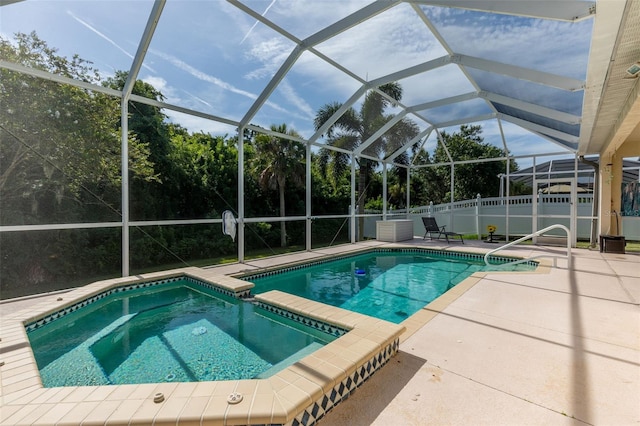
(168, 125), (238, 218)
(0, 32), (157, 225)
(103, 71), (176, 220)
(406, 149), (447, 206)
(433, 125), (517, 201)
(252, 124), (305, 247)
(0, 32), (157, 296)
(314, 82), (419, 239)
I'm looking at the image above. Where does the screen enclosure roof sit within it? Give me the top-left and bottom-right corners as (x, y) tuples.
(1, 0), (638, 168)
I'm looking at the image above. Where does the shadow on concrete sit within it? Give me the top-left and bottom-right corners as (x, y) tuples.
(420, 307), (638, 367)
(321, 351), (426, 426)
(569, 266), (592, 424)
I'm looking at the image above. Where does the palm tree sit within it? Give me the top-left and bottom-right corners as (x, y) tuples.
(253, 123), (305, 248)
(314, 82), (419, 239)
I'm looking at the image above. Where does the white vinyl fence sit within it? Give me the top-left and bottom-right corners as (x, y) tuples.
(364, 194), (640, 241)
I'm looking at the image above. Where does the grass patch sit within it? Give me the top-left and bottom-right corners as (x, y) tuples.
(576, 240), (640, 252)
(465, 234), (640, 252)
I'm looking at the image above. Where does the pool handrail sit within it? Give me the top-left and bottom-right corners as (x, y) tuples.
(483, 224), (572, 269)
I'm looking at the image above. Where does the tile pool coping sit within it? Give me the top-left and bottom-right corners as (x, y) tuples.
(236, 246), (540, 282)
(236, 246), (548, 342)
(0, 267), (404, 426)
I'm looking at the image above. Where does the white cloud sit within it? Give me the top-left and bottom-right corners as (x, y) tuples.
(240, 0), (278, 45)
(150, 49), (258, 101)
(244, 37), (293, 80)
(184, 91), (214, 109)
(259, 0), (372, 39)
(142, 75), (167, 91)
(277, 79), (316, 120)
(426, 10), (591, 78)
(66, 10), (156, 74)
(148, 48), (303, 123)
(165, 110), (238, 136)
(312, 4), (447, 81)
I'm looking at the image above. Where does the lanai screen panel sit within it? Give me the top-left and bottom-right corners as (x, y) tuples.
(138, 1), (299, 125)
(236, 0), (373, 40)
(413, 2), (593, 160)
(0, 0), (152, 79)
(313, 2), (447, 82)
(419, 4), (593, 76)
(249, 49), (363, 138)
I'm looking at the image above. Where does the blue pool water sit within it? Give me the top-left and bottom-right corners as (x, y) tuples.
(27, 280), (337, 387)
(248, 250), (536, 324)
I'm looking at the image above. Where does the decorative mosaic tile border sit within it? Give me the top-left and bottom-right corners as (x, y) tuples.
(256, 302), (348, 338)
(25, 275), (249, 333)
(242, 248), (537, 281)
(289, 338), (400, 426)
(376, 247), (539, 266)
(241, 250), (385, 280)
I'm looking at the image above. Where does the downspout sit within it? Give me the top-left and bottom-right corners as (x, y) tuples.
(578, 156), (599, 248)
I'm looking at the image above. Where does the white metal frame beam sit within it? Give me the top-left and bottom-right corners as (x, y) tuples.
(307, 86), (369, 143)
(454, 54), (585, 91)
(434, 113), (496, 129)
(499, 114), (579, 148)
(354, 111), (409, 155)
(235, 0), (399, 127)
(120, 0), (165, 277)
(408, 89), (580, 125)
(411, 150), (573, 168)
(408, 0), (596, 22)
(368, 55), (453, 87)
(479, 91), (582, 125)
(387, 127), (432, 163)
(409, 92), (478, 112)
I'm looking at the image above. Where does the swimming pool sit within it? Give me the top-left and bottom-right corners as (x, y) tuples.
(246, 249), (537, 323)
(26, 277), (339, 387)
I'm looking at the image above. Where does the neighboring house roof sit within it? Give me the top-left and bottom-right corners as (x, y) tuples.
(509, 157), (640, 187)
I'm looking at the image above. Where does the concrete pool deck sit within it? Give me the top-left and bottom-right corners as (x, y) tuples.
(1, 239), (638, 425)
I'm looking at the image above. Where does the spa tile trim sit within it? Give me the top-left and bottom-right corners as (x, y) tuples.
(256, 302), (349, 338)
(25, 274), (249, 333)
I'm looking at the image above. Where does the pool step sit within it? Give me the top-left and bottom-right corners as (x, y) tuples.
(255, 342), (325, 379)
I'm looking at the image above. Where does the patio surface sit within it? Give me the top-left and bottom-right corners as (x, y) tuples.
(1, 238), (638, 425)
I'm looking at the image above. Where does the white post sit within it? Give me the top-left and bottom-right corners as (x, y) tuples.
(572, 154), (578, 247)
(382, 163), (387, 221)
(476, 193), (481, 241)
(406, 166), (411, 217)
(238, 127), (245, 262)
(532, 156), (537, 244)
(506, 157), (511, 242)
(306, 142), (312, 251)
(121, 102), (129, 277)
(351, 156), (356, 243)
(450, 163), (455, 230)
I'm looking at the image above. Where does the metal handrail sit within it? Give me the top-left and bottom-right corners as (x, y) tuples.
(484, 224), (572, 269)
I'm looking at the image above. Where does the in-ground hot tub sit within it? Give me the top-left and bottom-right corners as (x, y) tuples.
(27, 276), (340, 386)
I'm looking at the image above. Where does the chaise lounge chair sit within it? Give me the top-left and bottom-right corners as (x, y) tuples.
(422, 217), (464, 244)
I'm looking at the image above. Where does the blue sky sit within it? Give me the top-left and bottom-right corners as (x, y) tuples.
(0, 0), (594, 169)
